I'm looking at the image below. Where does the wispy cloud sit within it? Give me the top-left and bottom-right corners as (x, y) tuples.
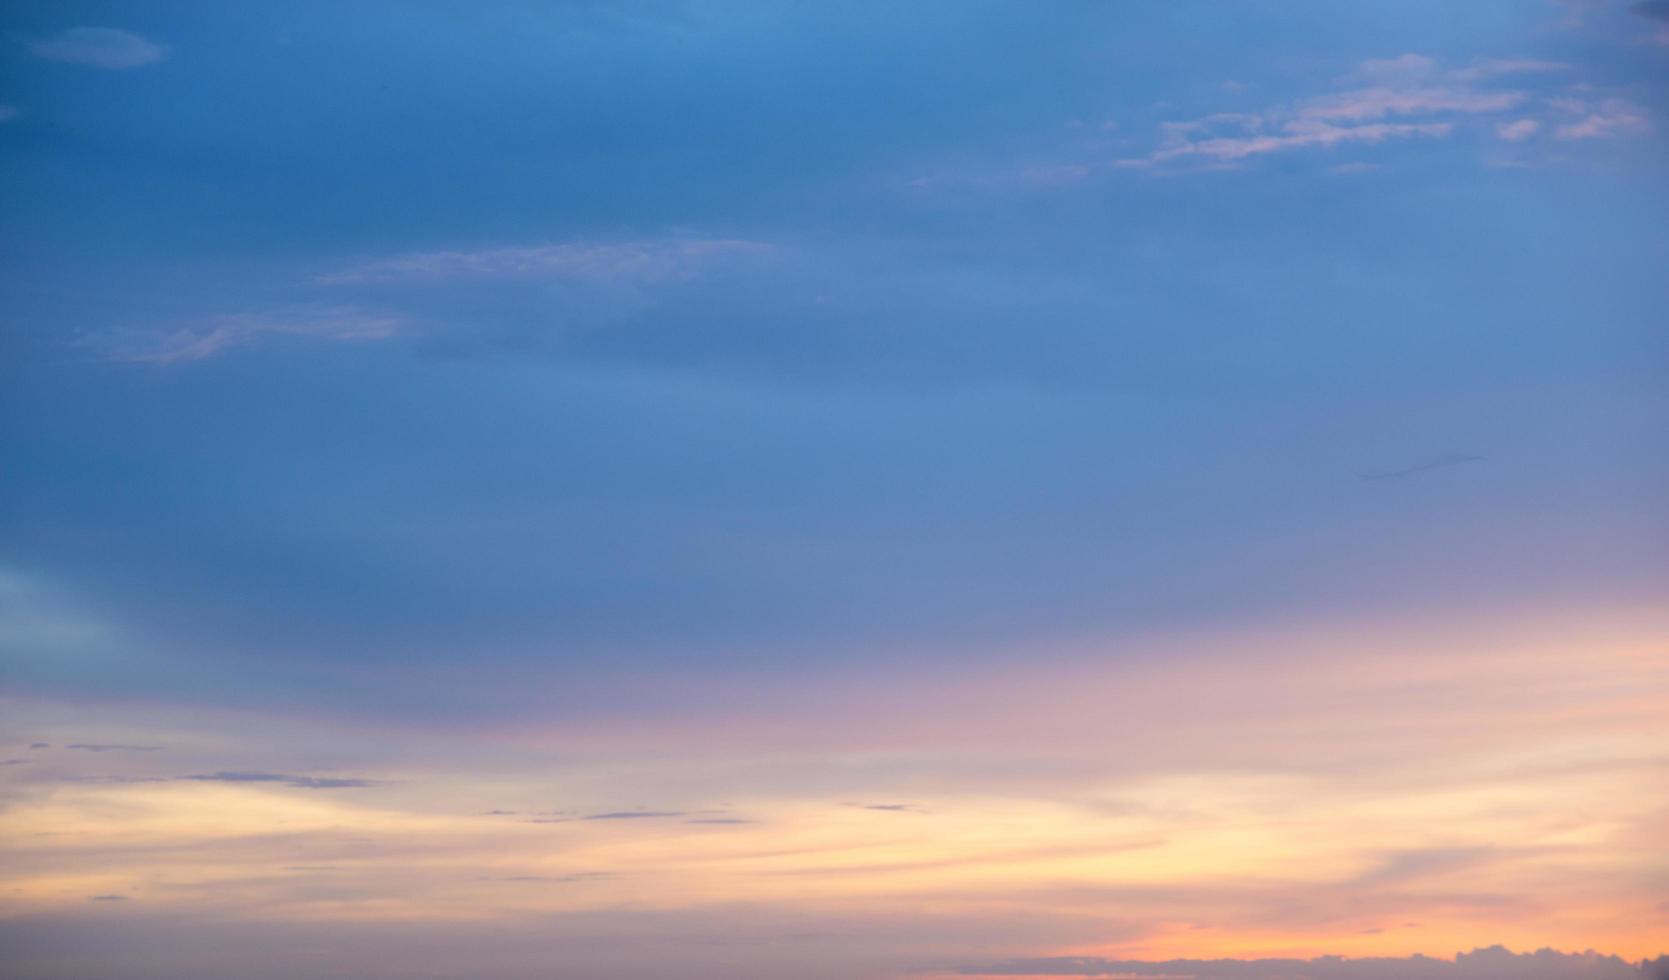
(31, 27), (167, 70)
(1137, 118), (1454, 166)
(319, 238), (772, 286)
(1121, 53), (1642, 169)
(65, 743), (160, 753)
(1552, 98), (1652, 140)
(103, 306), (403, 364)
(182, 771), (374, 789)
(583, 810), (686, 820)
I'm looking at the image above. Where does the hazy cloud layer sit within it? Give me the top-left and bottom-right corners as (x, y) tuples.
(960, 947), (1669, 978)
(319, 239), (773, 286)
(30, 27), (166, 69)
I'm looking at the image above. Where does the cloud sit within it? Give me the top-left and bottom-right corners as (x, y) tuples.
(959, 947), (1669, 978)
(486, 873), (612, 882)
(1299, 87), (1525, 123)
(1353, 53), (1440, 83)
(582, 810), (686, 820)
(28, 743), (48, 749)
(1451, 59), (1571, 81)
(88, 894), (128, 902)
(1140, 119), (1453, 165)
(318, 238), (772, 286)
(0, 105), (19, 123)
(1552, 99), (1651, 140)
(103, 306), (404, 364)
(65, 743), (160, 753)
(31, 28), (166, 70)
(1123, 55), (1539, 168)
(182, 772), (373, 789)
(1347, 845), (1502, 886)
(1120, 53), (1644, 170)
(1496, 118), (1542, 141)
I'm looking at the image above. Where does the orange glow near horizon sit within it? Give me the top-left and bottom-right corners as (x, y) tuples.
(3, 606), (1666, 973)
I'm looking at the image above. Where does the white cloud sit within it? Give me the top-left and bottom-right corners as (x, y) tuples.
(1553, 98), (1651, 139)
(105, 307), (403, 365)
(319, 238), (773, 285)
(1142, 118), (1451, 165)
(31, 27), (167, 70)
(1496, 118), (1542, 141)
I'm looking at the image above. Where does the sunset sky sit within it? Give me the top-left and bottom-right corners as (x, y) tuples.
(1, 2), (1667, 978)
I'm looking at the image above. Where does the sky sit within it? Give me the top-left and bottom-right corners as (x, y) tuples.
(0, 1), (1667, 977)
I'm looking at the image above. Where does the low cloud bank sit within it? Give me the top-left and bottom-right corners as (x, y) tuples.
(960, 947), (1669, 979)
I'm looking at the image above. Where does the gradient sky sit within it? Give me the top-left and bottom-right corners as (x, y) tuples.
(1, 2), (1667, 978)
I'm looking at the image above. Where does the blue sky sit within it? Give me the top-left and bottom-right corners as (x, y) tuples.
(5, 0), (1665, 710)
(1, 4), (1667, 977)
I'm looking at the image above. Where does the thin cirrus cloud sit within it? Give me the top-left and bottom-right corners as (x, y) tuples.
(1121, 53), (1638, 168)
(317, 238), (774, 286)
(96, 241), (769, 365)
(102, 306), (404, 364)
(30, 27), (167, 70)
